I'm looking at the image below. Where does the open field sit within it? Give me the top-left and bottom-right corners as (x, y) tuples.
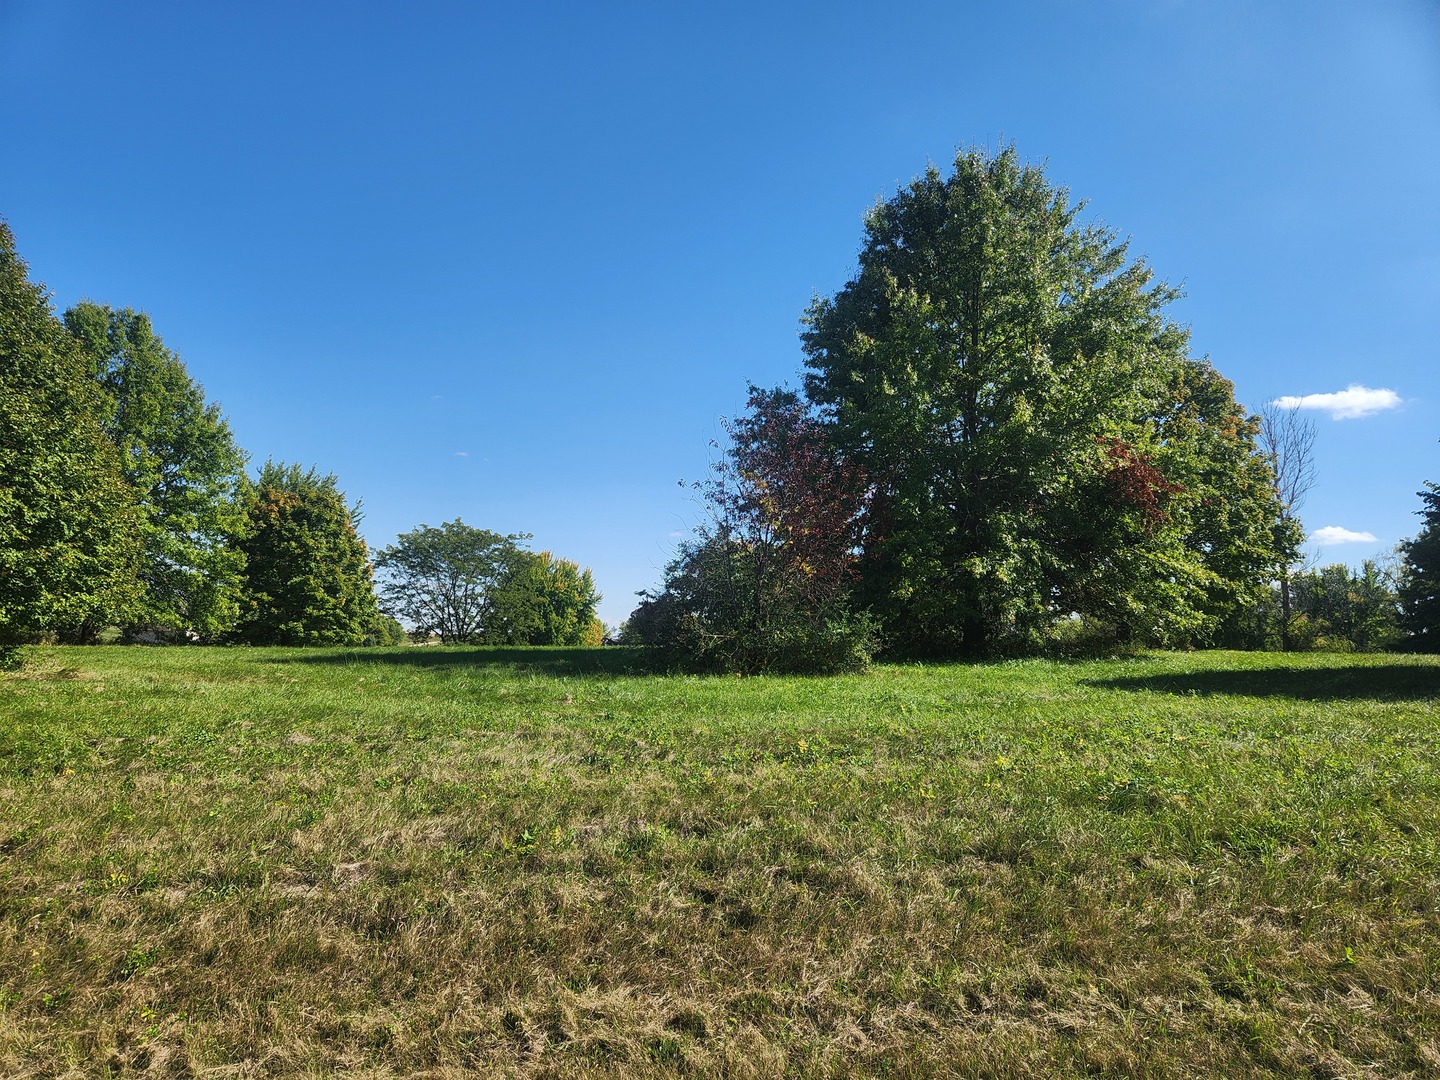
(1, 647), (1438, 1077)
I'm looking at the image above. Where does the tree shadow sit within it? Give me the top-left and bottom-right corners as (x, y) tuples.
(269, 646), (667, 679)
(1088, 662), (1439, 702)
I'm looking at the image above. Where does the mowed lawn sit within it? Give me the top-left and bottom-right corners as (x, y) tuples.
(1, 647), (1437, 1078)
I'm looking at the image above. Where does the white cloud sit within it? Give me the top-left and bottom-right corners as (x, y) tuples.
(454, 451), (469, 458)
(1311, 525), (1378, 546)
(1270, 385), (1401, 420)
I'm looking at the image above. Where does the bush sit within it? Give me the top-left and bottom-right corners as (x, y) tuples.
(1040, 617), (1147, 660)
(658, 607), (879, 675)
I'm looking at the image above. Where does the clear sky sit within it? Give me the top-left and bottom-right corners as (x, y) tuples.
(3, 0), (1437, 629)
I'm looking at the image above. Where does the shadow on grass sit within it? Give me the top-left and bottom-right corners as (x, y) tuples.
(1090, 663), (1439, 702)
(269, 646), (667, 678)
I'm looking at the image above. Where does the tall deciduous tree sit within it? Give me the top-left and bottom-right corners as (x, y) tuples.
(233, 462), (380, 645)
(1399, 482), (1440, 651)
(0, 222), (141, 663)
(63, 302), (248, 640)
(374, 520), (530, 644)
(801, 146), (1281, 656)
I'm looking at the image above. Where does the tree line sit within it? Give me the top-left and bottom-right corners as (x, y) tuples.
(0, 221), (600, 666)
(5, 146), (1435, 673)
(622, 147), (1438, 671)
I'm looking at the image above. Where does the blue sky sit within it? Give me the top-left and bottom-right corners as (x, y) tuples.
(2, 0), (1436, 628)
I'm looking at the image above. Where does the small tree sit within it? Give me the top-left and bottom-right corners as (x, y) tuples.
(629, 386), (876, 673)
(1399, 482), (1440, 651)
(233, 462), (380, 646)
(374, 520), (529, 644)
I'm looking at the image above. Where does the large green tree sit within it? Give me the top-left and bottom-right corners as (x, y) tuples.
(801, 147), (1281, 656)
(233, 462), (380, 645)
(0, 223), (141, 663)
(1399, 482), (1440, 651)
(63, 302), (248, 641)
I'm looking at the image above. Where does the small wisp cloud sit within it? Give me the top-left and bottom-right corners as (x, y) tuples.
(1311, 525), (1378, 546)
(1271, 385), (1401, 420)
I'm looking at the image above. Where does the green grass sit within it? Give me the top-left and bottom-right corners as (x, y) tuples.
(1, 646), (1438, 1077)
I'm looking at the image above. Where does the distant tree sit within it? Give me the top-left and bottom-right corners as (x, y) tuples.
(489, 550), (603, 646)
(628, 386), (876, 673)
(233, 462), (380, 645)
(619, 586), (683, 648)
(0, 222), (142, 665)
(374, 520), (530, 644)
(1289, 560), (1400, 652)
(1257, 402), (1317, 649)
(579, 617), (607, 648)
(801, 146), (1283, 656)
(63, 302), (248, 641)
(367, 613), (409, 646)
(1399, 482), (1440, 651)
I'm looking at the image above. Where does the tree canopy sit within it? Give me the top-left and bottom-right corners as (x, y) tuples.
(233, 462), (381, 646)
(800, 146), (1282, 656)
(489, 549), (604, 646)
(1288, 561), (1400, 653)
(375, 520), (530, 644)
(0, 222), (142, 663)
(63, 302), (248, 640)
(376, 520), (602, 646)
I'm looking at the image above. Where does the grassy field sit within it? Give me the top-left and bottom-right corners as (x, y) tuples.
(1, 646), (1437, 1078)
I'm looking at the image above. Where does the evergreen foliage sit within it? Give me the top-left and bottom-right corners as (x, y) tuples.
(1399, 482), (1440, 651)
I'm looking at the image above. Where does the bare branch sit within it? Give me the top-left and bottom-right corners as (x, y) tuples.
(1258, 402), (1317, 516)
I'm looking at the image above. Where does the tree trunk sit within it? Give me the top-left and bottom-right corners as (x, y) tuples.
(1279, 570), (1293, 652)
